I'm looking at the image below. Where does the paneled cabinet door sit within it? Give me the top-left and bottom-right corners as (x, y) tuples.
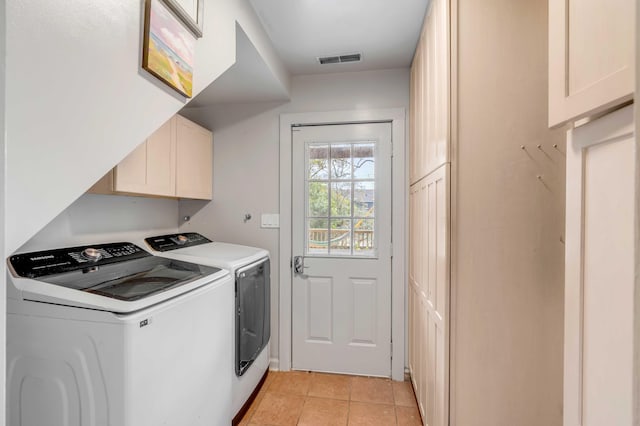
(410, 44), (425, 185)
(410, 58), (419, 184)
(564, 106), (634, 426)
(114, 118), (176, 197)
(549, 0), (634, 127)
(408, 164), (450, 426)
(409, 0), (450, 183)
(429, 0), (449, 172)
(422, 165), (449, 426)
(175, 115), (213, 200)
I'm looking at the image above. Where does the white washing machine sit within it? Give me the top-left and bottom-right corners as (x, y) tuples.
(143, 232), (270, 418)
(7, 241), (234, 426)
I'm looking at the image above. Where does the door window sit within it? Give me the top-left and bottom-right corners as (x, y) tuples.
(305, 142), (376, 257)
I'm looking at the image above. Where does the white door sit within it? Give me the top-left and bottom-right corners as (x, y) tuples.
(291, 122), (392, 376)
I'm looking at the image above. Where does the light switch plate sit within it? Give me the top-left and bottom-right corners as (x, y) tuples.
(261, 213), (280, 228)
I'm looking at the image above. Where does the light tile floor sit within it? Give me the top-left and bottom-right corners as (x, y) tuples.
(238, 371), (422, 426)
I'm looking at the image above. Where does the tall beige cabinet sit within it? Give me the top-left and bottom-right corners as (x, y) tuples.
(550, 0), (636, 424)
(409, 0), (567, 425)
(408, 0), (450, 424)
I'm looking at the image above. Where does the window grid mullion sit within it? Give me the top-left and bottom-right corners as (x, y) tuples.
(327, 144), (333, 255)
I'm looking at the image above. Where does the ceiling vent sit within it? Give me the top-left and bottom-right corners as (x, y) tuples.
(318, 53), (362, 65)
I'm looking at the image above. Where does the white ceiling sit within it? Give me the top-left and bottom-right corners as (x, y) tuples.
(189, 1), (429, 107)
(249, 0), (429, 75)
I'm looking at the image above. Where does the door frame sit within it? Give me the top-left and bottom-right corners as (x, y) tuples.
(278, 108), (406, 381)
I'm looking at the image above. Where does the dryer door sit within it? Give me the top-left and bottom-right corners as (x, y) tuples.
(235, 258), (270, 376)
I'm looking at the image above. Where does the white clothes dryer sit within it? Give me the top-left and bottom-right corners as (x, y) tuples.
(143, 232), (270, 418)
(7, 241), (234, 426)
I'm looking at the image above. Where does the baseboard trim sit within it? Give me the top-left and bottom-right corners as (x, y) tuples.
(269, 357), (279, 371)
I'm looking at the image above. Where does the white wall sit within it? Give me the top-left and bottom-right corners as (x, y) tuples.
(5, 0), (289, 255)
(0, 0), (6, 421)
(18, 194), (180, 253)
(179, 68), (410, 365)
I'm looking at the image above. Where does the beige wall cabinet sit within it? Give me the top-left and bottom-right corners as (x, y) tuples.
(408, 0), (451, 424)
(548, 0), (634, 127)
(89, 115), (213, 200)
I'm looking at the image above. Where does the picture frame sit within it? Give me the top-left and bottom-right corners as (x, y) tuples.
(162, 0), (204, 39)
(142, 0), (196, 98)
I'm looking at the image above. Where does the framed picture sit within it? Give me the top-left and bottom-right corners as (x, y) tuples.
(143, 0), (196, 97)
(162, 0), (204, 38)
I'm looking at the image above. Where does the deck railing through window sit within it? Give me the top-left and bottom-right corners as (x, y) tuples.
(308, 228), (374, 250)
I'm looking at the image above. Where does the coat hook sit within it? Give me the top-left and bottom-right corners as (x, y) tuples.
(537, 144), (542, 149)
(553, 144), (558, 149)
(243, 213), (252, 223)
(520, 145), (525, 150)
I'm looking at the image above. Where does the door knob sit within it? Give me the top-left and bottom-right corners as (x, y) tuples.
(293, 256), (308, 274)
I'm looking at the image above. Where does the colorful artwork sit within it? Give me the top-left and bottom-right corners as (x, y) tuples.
(143, 0), (195, 97)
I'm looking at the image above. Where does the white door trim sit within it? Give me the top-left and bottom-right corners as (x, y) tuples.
(279, 108), (406, 381)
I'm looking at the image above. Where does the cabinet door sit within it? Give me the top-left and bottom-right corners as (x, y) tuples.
(430, 0), (449, 171)
(175, 115), (213, 200)
(549, 0), (634, 127)
(423, 165), (449, 426)
(413, 43), (425, 184)
(114, 118), (176, 197)
(410, 0), (450, 182)
(564, 106), (634, 425)
(410, 58), (419, 184)
(408, 165), (450, 426)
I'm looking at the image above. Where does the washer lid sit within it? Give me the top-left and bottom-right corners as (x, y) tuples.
(9, 242), (222, 303)
(41, 256), (221, 301)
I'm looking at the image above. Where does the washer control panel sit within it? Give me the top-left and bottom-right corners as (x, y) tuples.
(10, 242), (149, 278)
(145, 233), (212, 252)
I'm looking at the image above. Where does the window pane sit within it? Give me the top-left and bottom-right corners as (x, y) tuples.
(331, 182), (351, 217)
(330, 144), (352, 180)
(354, 219), (375, 255)
(308, 182), (328, 217)
(309, 145), (329, 180)
(353, 143), (375, 179)
(329, 219), (351, 255)
(307, 219), (328, 255)
(354, 181), (375, 217)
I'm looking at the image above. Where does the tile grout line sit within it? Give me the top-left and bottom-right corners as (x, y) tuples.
(295, 371), (311, 425)
(346, 375), (353, 425)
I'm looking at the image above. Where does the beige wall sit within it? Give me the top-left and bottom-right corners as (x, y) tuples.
(179, 68), (410, 364)
(452, 0), (565, 425)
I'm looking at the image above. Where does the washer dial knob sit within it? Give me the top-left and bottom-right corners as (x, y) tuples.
(176, 235), (189, 245)
(81, 248), (102, 261)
